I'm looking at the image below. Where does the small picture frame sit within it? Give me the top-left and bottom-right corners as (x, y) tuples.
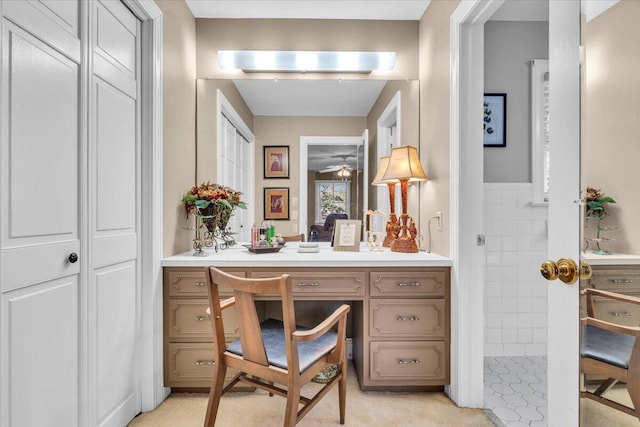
(264, 187), (289, 220)
(332, 219), (361, 252)
(264, 146), (289, 179)
(483, 93), (507, 147)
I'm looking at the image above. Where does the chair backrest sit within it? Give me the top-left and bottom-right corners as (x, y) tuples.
(282, 233), (305, 242)
(324, 213), (348, 230)
(206, 267), (297, 367)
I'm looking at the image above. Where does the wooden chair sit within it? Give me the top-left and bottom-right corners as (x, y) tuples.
(204, 267), (350, 426)
(581, 288), (640, 419)
(282, 233), (305, 242)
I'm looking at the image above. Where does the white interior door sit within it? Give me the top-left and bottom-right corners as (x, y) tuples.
(1, 1), (82, 425)
(90, 1), (141, 425)
(547, 1), (581, 425)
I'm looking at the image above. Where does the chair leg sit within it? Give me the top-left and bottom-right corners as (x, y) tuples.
(283, 385), (300, 427)
(204, 362), (227, 427)
(338, 347), (347, 424)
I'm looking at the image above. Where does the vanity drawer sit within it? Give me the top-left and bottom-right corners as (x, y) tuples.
(369, 341), (447, 383)
(166, 268), (245, 297)
(370, 299), (445, 338)
(250, 271), (365, 297)
(370, 271), (446, 297)
(166, 343), (239, 386)
(589, 268), (640, 293)
(168, 299), (240, 340)
(591, 298), (640, 327)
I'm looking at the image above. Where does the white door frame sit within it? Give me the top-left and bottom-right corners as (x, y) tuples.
(449, 0), (504, 408)
(451, 1), (580, 424)
(376, 91), (401, 213)
(122, 0), (166, 411)
(299, 136), (368, 236)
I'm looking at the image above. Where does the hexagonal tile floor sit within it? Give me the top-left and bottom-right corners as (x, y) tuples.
(484, 356), (547, 427)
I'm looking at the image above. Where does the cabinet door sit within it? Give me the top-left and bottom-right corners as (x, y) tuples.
(1, 3), (81, 426)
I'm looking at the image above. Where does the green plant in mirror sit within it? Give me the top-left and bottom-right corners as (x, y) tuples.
(585, 187), (617, 255)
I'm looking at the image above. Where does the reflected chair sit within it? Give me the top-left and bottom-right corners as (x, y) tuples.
(204, 267), (350, 427)
(309, 213), (348, 242)
(580, 288), (640, 419)
(282, 233), (305, 242)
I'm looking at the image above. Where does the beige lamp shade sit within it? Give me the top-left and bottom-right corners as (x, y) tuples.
(382, 145), (428, 182)
(371, 156), (399, 186)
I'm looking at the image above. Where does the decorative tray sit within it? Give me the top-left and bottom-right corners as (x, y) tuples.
(242, 244), (283, 254)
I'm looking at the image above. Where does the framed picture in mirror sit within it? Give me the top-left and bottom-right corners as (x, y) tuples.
(264, 187), (289, 220)
(264, 146), (289, 178)
(483, 93), (506, 147)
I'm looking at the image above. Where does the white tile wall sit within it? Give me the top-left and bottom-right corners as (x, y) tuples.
(484, 183), (549, 357)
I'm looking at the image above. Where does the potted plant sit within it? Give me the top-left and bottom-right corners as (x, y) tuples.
(585, 187), (617, 255)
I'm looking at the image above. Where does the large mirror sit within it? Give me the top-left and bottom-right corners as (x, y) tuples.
(580, 0), (640, 425)
(195, 78), (420, 242)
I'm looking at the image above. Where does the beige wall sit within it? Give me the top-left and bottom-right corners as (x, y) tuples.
(195, 19), (419, 80)
(156, 0), (196, 256)
(196, 79), (254, 183)
(418, 0), (460, 256)
(583, 0), (640, 254)
(253, 116), (366, 235)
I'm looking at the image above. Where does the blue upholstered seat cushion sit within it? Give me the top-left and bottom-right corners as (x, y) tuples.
(581, 324), (635, 369)
(226, 318), (337, 373)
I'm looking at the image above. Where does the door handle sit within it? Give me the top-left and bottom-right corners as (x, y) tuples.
(540, 258), (592, 285)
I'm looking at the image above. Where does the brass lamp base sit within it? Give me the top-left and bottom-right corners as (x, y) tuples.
(390, 214), (419, 253)
(382, 214), (398, 247)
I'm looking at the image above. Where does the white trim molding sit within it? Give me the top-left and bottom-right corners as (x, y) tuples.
(449, 0), (504, 408)
(123, 0), (166, 412)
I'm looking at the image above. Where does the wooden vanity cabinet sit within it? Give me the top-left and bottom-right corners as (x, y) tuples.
(163, 266), (450, 391)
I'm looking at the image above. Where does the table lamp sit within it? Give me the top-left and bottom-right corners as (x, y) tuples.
(371, 156), (399, 247)
(382, 146), (428, 253)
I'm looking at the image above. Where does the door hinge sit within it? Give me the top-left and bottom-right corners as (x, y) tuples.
(477, 234), (485, 246)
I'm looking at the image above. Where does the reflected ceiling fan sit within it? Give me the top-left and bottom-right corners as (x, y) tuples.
(319, 154), (355, 174)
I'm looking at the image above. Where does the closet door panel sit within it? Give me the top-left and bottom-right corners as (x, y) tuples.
(1, 24), (80, 291)
(4, 278), (79, 427)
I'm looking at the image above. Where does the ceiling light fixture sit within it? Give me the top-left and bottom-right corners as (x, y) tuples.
(218, 50), (396, 74)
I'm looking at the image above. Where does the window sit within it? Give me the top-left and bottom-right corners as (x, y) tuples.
(531, 59), (550, 204)
(315, 181), (350, 224)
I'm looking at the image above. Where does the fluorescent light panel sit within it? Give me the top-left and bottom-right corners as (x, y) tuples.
(218, 50), (396, 73)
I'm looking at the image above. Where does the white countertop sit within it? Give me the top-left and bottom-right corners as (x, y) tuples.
(582, 252), (640, 266)
(162, 242), (452, 268)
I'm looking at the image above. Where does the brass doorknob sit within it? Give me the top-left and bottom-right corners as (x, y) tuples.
(540, 258), (591, 285)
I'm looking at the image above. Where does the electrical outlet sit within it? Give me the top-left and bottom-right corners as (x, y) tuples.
(436, 211), (442, 231)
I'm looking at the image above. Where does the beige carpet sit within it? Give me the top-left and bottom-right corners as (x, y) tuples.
(129, 367), (493, 426)
(581, 385), (639, 426)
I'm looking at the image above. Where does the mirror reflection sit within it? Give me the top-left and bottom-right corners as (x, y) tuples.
(580, 0), (640, 425)
(195, 78), (419, 241)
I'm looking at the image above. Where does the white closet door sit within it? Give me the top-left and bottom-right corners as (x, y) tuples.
(90, 1), (141, 426)
(1, 2), (81, 426)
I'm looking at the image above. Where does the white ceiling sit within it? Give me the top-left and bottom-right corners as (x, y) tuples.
(233, 79), (386, 117)
(308, 144), (364, 172)
(490, 0), (549, 22)
(185, 0), (431, 20)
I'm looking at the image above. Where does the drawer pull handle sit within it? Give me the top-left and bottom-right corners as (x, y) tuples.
(610, 311), (633, 317)
(194, 316), (208, 321)
(396, 315), (420, 321)
(194, 360), (215, 366)
(610, 279), (633, 284)
(297, 282), (320, 287)
(398, 359), (421, 365)
(398, 282), (421, 287)
(194, 281), (206, 287)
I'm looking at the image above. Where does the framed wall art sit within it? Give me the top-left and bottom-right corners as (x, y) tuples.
(264, 145), (289, 179)
(483, 93), (507, 147)
(264, 187), (289, 220)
